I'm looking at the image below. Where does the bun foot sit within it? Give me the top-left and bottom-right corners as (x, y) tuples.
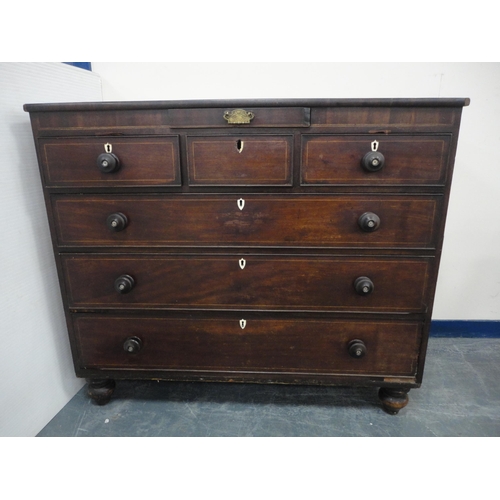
(378, 388), (410, 415)
(87, 379), (116, 405)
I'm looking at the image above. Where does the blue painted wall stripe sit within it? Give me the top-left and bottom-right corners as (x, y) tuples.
(63, 62), (92, 71)
(430, 321), (500, 338)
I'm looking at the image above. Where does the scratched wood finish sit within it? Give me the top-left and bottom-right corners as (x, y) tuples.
(52, 194), (440, 248)
(302, 135), (451, 185)
(74, 316), (422, 375)
(187, 135), (293, 185)
(39, 136), (181, 186)
(62, 254), (432, 312)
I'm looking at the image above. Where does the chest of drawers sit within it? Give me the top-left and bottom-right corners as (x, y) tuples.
(24, 98), (469, 414)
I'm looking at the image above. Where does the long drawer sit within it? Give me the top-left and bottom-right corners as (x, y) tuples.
(52, 194), (440, 249)
(73, 315), (422, 376)
(62, 255), (432, 312)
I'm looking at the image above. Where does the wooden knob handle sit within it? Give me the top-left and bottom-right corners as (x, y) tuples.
(354, 276), (374, 295)
(106, 212), (128, 232)
(123, 336), (142, 354)
(358, 212), (380, 232)
(97, 152), (121, 173)
(348, 339), (367, 358)
(114, 274), (135, 294)
(361, 151), (385, 172)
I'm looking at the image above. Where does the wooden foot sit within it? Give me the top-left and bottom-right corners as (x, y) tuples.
(87, 379), (116, 405)
(378, 388), (410, 415)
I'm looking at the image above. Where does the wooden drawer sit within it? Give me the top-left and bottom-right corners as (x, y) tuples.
(311, 106), (459, 130)
(62, 255), (432, 312)
(52, 194), (440, 249)
(301, 135), (451, 185)
(187, 135), (292, 185)
(39, 136), (181, 187)
(73, 315), (422, 376)
(169, 106), (310, 128)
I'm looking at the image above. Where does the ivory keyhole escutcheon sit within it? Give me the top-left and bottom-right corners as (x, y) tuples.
(240, 319), (246, 329)
(237, 198), (245, 210)
(104, 143), (112, 153)
(239, 258), (246, 269)
(236, 139), (244, 153)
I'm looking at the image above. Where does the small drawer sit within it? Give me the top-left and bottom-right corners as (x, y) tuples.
(39, 136), (181, 187)
(52, 194), (440, 249)
(168, 106), (310, 128)
(73, 315), (421, 376)
(187, 135), (293, 186)
(62, 254), (432, 313)
(301, 134), (451, 185)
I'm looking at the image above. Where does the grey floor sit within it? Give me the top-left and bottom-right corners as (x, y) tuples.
(37, 338), (500, 437)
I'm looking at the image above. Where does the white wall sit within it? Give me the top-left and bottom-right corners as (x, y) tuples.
(91, 62), (500, 321)
(0, 63), (102, 436)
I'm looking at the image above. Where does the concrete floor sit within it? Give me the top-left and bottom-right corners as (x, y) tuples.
(37, 337), (500, 437)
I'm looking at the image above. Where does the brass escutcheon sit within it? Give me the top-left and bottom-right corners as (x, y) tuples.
(223, 109), (255, 124)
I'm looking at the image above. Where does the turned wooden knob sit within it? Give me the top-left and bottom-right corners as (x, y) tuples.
(358, 212), (380, 232)
(97, 152), (121, 173)
(114, 274), (135, 294)
(361, 151), (385, 172)
(348, 339), (367, 358)
(106, 212), (128, 232)
(354, 276), (374, 295)
(123, 336), (142, 354)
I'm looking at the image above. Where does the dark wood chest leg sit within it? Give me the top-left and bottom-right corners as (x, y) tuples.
(378, 387), (410, 415)
(87, 379), (116, 405)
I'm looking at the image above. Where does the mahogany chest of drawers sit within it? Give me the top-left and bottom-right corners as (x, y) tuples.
(24, 98), (469, 414)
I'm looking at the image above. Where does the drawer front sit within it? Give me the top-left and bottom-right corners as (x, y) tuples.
(311, 106), (458, 130)
(74, 315), (421, 376)
(301, 135), (451, 185)
(53, 194), (440, 249)
(169, 107), (310, 128)
(62, 255), (432, 312)
(39, 136), (181, 186)
(187, 135), (292, 185)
